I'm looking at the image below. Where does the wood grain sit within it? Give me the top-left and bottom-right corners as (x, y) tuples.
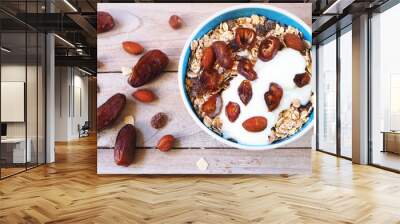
(1, 136), (400, 223)
(97, 3), (313, 174)
(97, 3), (312, 72)
(98, 148), (310, 174)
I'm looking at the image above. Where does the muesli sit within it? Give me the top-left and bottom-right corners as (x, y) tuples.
(185, 15), (313, 146)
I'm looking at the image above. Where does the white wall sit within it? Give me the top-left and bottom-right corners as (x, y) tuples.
(54, 66), (89, 141)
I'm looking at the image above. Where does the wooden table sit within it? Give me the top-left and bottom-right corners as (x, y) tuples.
(381, 131), (400, 154)
(97, 3), (312, 174)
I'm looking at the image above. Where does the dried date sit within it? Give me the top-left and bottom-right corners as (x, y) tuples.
(128, 50), (169, 87)
(238, 59), (257, 81)
(264, 83), (283, 111)
(114, 124), (136, 166)
(212, 41), (233, 69)
(238, 80), (252, 105)
(97, 93), (126, 131)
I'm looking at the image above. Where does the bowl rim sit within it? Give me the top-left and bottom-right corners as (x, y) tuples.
(178, 4), (313, 150)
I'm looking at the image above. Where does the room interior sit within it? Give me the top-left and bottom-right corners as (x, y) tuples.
(0, 0), (400, 223)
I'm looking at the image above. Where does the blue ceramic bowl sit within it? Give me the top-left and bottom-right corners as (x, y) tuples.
(178, 4), (313, 150)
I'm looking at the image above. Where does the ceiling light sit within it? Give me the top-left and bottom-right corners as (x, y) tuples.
(1, 47), (11, 53)
(323, 0), (355, 15)
(63, 0), (78, 12)
(78, 67), (93, 76)
(54, 34), (75, 48)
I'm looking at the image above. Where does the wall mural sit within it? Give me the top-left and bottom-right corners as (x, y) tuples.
(97, 3), (313, 174)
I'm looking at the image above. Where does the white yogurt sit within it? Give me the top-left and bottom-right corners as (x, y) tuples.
(220, 48), (312, 146)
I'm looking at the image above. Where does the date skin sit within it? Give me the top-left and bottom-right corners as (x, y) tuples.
(212, 41), (234, 69)
(264, 82), (283, 111)
(97, 93), (126, 131)
(114, 124), (136, 166)
(97, 11), (115, 33)
(238, 59), (257, 81)
(128, 50), (169, 87)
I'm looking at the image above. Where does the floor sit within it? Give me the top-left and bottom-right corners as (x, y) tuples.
(373, 150), (400, 171)
(0, 136), (400, 224)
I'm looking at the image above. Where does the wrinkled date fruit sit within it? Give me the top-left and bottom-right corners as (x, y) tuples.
(201, 46), (216, 70)
(97, 93), (126, 131)
(128, 50), (169, 87)
(212, 41), (234, 69)
(169, 15), (183, 29)
(238, 59), (257, 81)
(199, 69), (222, 94)
(132, 89), (156, 103)
(122, 41), (144, 55)
(97, 11), (115, 33)
(264, 82), (283, 111)
(238, 80), (253, 105)
(157, 135), (175, 151)
(258, 36), (280, 62)
(284, 33), (305, 52)
(235, 28), (256, 49)
(114, 124), (136, 166)
(225, 102), (240, 122)
(242, 116), (268, 132)
(293, 72), (311, 87)
(201, 94), (222, 118)
(151, 112), (168, 129)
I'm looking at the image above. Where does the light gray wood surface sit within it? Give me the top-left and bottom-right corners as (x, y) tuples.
(97, 3), (312, 174)
(97, 3), (312, 73)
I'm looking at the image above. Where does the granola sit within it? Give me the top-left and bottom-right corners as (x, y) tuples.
(185, 14), (313, 145)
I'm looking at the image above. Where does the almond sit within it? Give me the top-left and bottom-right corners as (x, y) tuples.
(225, 102), (240, 122)
(132, 89), (156, 103)
(157, 134), (175, 151)
(283, 33), (305, 52)
(122, 41), (144, 55)
(242, 116), (268, 132)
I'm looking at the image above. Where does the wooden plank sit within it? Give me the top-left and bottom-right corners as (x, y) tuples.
(97, 148), (311, 174)
(97, 72), (313, 148)
(97, 3), (312, 72)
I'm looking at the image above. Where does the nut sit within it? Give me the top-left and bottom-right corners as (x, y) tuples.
(97, 11), (115, 33)
(264, 82), (283, 111)
(128, 50), (169, 87)
(293, 71), (311, 87)
(157, 134), (175, 151)
(122, 41), (144, 55)
(238, 59), (257, 81)
(114, 124), (136, 166)
(132, 89), (156, 103)
(283, 33), (305, 52)
(258, 36), (280, 62)
(212, 41), (233, 69)
(242, 116), (268, 132)
(225, 101), (240, 122)
(151, 112), (168, 129)
(201, 46), (215, 70)
(97, 93), (126, 131)
(238, 80), (252, 105)
(201, 94), (222, 118)
(169, 15), (183, 29)
(235, 28), (256, 49)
